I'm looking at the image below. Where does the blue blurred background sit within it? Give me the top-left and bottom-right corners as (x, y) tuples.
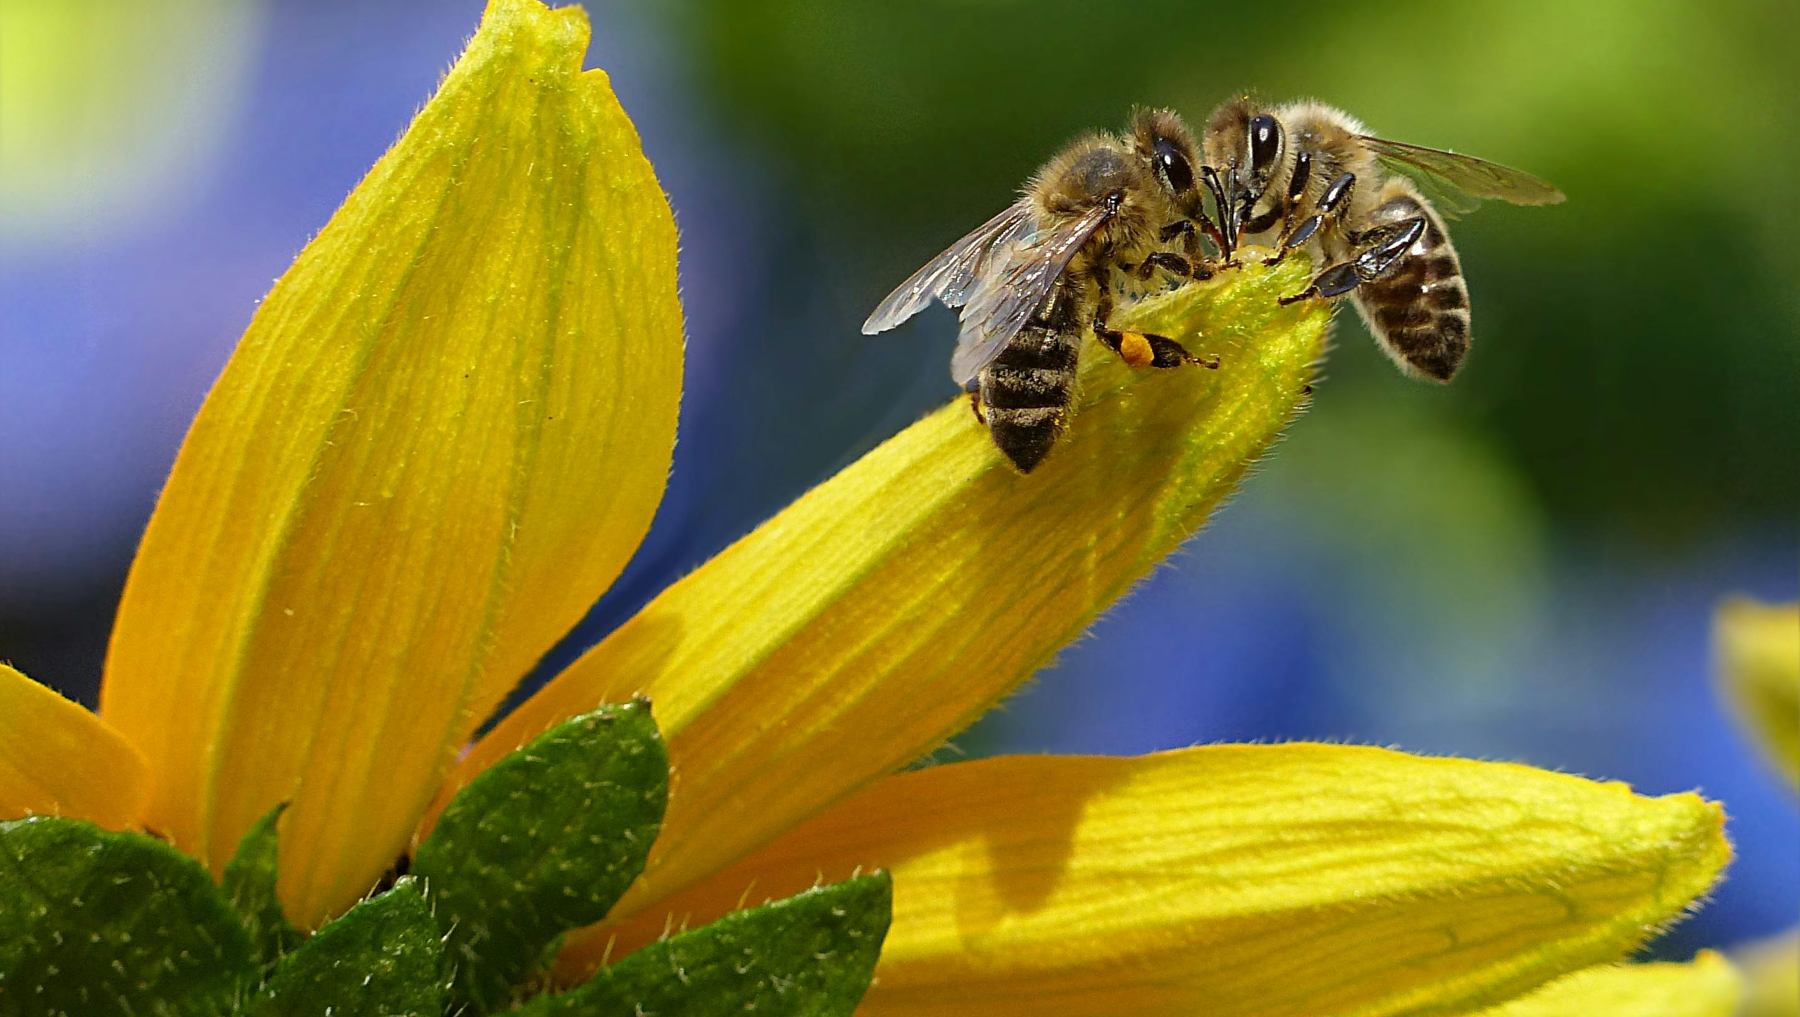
(2, 0), (1794, 956)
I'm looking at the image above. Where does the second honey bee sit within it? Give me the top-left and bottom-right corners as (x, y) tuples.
(862, 108), (1216, 473)
(865, 100), (1562, 472)
(1199, 97), (1564, 380)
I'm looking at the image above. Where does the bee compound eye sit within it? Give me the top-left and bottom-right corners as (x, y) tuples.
(1248, 114), (1281, 176)
(1153, 137), (1195, 195)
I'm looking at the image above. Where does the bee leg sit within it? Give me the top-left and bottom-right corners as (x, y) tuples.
(1277, 262), (1359, 305)
(1261, 151), (1316, 266)
(1170, 211), (1231, 270)
(1147, 335), (1219, 369)
(1095, 323), (1155, 367)
(1278, 215), (1426, 305)
(1158, 219), (1195, 244)
(1153, 223), (1220, 280)
(1136, 251), (1193, 281)
(1093, 296), (1206, 369)
(1240, 204), (1283, 236)
(964, 380), (986, 425)
(1263, 212), (1323, 268)
(1091, 293), (1142, 364)
(1268, 170), (1355, 268)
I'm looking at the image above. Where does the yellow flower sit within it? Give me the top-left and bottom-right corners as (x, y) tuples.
(1716, 597), (1800, 789)
(1731, 932), (1800, 1017)
(0, 1), (1732, 1013)
(1714, 601), (1799, 1017)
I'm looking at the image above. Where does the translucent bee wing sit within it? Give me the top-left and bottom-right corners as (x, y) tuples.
(861, 202), (1036, 334)
(1359, 135), (1565, 210)
(949, 202), (1112, 387)
(1398, 166), (1483, 221)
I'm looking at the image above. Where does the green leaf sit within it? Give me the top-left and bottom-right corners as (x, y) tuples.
(253, 876), (445, 1017)
(0, 816), (255, 1016)
(414, 699), (668, 1011)
(221, 802), (303, 969)
(519, 872), (892, 1017)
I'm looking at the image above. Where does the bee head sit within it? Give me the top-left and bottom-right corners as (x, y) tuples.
(1202, 96), (1285, 241)
(1127, 107), (1200, 202)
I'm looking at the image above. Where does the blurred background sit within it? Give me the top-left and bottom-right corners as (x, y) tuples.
(2, 0), (1794, 957)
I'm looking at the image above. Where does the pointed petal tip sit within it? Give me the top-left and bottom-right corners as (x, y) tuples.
(553, 743), (1732, 1016)
(1, 663), (150, 831)
(101, 0), (680, 927)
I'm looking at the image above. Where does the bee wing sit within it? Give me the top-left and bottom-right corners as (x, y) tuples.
(949, 202), (1111, 387)
(1395, 166), (1484, 220)
(861, 202), (1036, 334)
(1359, 135), (1565, 214)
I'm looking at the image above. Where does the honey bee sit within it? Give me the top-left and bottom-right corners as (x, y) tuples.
(1198, 97), (1564, 380)
(862, 109), (1218, 473)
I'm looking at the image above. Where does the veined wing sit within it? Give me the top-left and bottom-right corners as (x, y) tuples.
(861, 202), (1035, 334)
(1360, 135), (1565, 212)
(950, 202), (1111, 387)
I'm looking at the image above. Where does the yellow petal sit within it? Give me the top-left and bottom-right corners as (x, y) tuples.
(1732, 932), (1800, 1017)
(1715, 597), (1800, 788)
(453, 254), (1330, 922)
(1473, 954), (1740, 1017)
(100, 0), (680, 926)
(1, 663), (149, 831)
(560, 745), (1728, 1017)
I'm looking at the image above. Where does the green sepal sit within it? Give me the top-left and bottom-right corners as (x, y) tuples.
(413, 698), (668, 1012)
(252, 876), (445, 1017)
(221, 801), (304, 969)
(0, 816), (256, 1016)
(518, 872), (893, 1017)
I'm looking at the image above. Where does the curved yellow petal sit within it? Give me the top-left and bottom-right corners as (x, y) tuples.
(560, 745), (1728, 1017)
(452, 255), (1330, 923)
(1475, 953), (1739, 1017)
(100, 0), (680, 926)
(1, 663), (148, 831)
(1716, 597), (1799, 788)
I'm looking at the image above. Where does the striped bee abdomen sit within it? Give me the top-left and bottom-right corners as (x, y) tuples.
(980, 323), (1081, 473)
(1351, 179), (1471, 382)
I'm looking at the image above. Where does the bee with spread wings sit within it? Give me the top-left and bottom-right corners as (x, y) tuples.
(863, 109), (1218, 473)
(1198, 97), (1564, 381)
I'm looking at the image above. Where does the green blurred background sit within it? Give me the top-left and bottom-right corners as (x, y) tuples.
(2, 0), (1795, 960)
